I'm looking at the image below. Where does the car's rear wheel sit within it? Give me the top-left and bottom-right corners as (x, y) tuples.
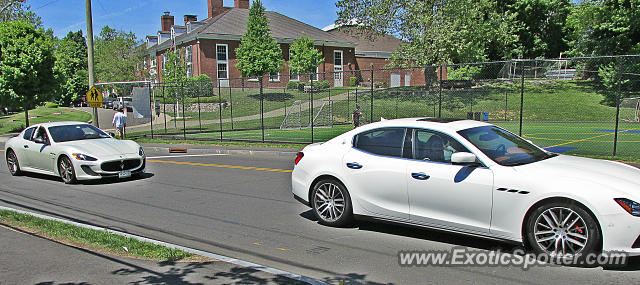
(526, 201), (601, 258)
(6, 150), (22, 176)
(311, 178), (353, 227)
(58, 156), (77, 184)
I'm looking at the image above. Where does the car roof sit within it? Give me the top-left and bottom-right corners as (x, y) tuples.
(360, 118), (492, 132)
(34, 121), (92, 128)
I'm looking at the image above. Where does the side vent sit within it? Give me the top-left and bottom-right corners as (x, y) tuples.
(497, 187), (529, 195)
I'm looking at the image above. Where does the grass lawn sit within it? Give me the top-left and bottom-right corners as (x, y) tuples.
(0, 107), (91, 134)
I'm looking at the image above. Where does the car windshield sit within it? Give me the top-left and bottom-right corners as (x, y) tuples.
(48, 124), (111, 143)
(458, 125), (556, 166)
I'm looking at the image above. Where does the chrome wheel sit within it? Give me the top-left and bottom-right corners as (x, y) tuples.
(6, 150), (20, 175)
(534, 207), (588, 256)
(314, 182), (346, 222)
(58, 157), (76, 184)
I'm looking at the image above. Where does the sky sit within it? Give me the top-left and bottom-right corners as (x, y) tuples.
(28, 0), (339, 40)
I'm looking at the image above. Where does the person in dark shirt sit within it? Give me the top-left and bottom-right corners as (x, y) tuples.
(352, 105), (362, 128)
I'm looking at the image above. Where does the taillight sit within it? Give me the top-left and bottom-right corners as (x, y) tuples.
(295, 152), (304, 165)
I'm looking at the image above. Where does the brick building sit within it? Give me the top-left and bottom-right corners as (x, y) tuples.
(142, 0), (357, 88)
(322, 24), (427, 87)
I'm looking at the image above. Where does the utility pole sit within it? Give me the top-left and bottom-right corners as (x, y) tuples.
(86, 0), (99, 127)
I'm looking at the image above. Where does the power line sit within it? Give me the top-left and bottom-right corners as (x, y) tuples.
(35, 0), (61, 10)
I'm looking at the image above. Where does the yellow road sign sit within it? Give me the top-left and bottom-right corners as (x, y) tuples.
(86, 86), (103, 108)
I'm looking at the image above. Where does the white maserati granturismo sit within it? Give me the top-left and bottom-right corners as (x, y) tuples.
(5, 121), (145, 184)
(292, 118), (640, 257)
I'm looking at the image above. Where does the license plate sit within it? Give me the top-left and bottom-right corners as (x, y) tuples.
(118, 170), (131, 178)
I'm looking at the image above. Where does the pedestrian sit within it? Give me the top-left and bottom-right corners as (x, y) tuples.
(112, 107), (127, 139)
(352, 105), (362, 129)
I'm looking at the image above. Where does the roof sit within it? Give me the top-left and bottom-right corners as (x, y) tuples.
(150, 8), (355, 53)
(356, 118), (492, 132)
(37, 121), (91, 128)
(325, 26), (402, 54)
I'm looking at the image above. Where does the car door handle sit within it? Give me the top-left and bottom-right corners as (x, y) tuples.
(411, 172), (430, 180)
(346, 162), (363, 169)
(23, 145), (29, 149)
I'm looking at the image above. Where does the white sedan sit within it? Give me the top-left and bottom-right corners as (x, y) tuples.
(292, 118), (640, 257)
(5, 121), (146, 184)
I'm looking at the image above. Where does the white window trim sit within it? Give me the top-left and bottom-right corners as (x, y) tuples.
(185, 46), (193, 78)
(269, 72), (280, 82)
(216, 44), (229, 79)
(161, 53), (168, 72)
(334, 50), (344, 67)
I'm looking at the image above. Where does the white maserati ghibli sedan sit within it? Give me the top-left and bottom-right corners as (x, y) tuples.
(292, 118), (640, 257)
(5, 121), (146, 184)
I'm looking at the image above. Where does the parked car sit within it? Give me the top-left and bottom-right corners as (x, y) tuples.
(292, 118), (640, 258)
(4, 121), (146, 184)
(113, 97), (133, 111)
(0, 106), (7, 115)
(72, 96), (87, 107)
(103, 97), (114, 109)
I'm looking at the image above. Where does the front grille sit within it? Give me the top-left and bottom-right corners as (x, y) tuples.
(101, 159), (141, 171)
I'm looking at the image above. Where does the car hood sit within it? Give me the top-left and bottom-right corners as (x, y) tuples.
(513, 154), (640, 196)
(57, 139), (139, 157)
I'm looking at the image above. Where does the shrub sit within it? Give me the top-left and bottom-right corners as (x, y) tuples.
(350, 77), (359, 87)
(447, 65), (482, 80)
(45, 102), (59, 108)
(374, 81), (387, 88)
(10, 125), (25, 133)
(286, 81), (304, 89)
(316, 80), (331, 89)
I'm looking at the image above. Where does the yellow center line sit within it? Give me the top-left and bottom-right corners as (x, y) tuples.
(147, 159), (293, 173)
(543, 128), (639, 148)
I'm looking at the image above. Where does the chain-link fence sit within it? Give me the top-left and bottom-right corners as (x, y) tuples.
(130, 55), (640, 160)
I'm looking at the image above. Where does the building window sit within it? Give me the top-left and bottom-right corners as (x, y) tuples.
(150, 57), (156, 68)
(161, 53), (168, 73)
(185, 46), (193, 78)
(311, 66), (319, 81)
(269, 73), (280, 82)
(143, 57), (148, 70)
(216, 44), (228, 79)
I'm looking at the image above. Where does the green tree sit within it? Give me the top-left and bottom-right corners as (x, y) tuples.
(94, 26), (141, 96)
(289, 36), (324, 76)
(336, 0), (518, 66)
(161, 49), (187, 83)
(0, 20), (55, 126)
(235, 0), (284, 78)
(0, 0), (40, 26)
(53, 30), (88, 106)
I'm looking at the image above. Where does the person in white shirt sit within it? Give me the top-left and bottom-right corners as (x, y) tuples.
(112, 108), (127, 139)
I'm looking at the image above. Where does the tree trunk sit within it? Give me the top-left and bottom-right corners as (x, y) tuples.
(24, 101), (29, 127)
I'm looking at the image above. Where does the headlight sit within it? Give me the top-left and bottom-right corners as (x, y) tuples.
(139, 147), (145, 156)
(72, 153), (98, 161)
(614, 198), (640, 216)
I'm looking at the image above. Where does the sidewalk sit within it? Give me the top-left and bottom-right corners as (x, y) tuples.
(0, 225), (307, 284)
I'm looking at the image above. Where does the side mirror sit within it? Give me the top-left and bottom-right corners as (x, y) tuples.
(33, 137), (44, 144)
(108, 132), (116, 137)
(451, 152), (479, 165)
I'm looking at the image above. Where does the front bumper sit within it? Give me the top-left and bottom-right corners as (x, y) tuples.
(73, 155), (146, 180)
(600, 211), (640, 256)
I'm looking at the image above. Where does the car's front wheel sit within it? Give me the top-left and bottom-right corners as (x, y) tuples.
(526, 201), (601, 258)
(6, 150), (22, 176)
(58, 156), (77, 184)
(311, 178), (353, 227)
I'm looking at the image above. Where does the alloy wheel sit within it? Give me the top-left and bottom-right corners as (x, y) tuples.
(533, 207), (588, 256)
(314, 182), (346, 222)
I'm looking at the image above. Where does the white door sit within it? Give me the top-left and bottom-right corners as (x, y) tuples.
(404, 74), (411, 86)
(333, 50), (343, 87)
(406, 129), (494, 233)
(391, 73), (401, 87)
(26, 126), (55, 172)
(341, 127), (410, 220)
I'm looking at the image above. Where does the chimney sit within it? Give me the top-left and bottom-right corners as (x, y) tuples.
(161, 11), (174, 32)
(208, 0), (224, 18)
(184, 14), (197, 25)
(234, 0), (250, 9)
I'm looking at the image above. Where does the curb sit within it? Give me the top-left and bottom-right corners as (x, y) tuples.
(0, 206), (327, 285)
(141, 145), (299, 158)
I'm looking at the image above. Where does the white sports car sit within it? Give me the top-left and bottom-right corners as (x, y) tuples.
(292, 118), (640, 257)
(4, 121), (146, 184)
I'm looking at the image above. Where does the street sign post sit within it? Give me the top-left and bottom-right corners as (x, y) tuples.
(86, 86), (103, 108)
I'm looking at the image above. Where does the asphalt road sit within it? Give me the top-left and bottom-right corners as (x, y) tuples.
(1, 144), (640, 284)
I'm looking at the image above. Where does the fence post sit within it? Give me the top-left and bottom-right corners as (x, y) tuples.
(310, 73), (314, 143)
(260, 76), (265, 143)
(395, 91), (399, 119)
(370, 68), (374, 123)
(504, 90), (508, 121)
(519, 60), (525, 136)
(182, 82), (186, 140)
(162, 84), (167, 133)
(149, 83), (154, 139)
(229, 85), (234, 129)
(438, 65), (443, 119)
(219, 79), (223, 141)
(613, 57), (623, 156)
(197, 82), (202, 132)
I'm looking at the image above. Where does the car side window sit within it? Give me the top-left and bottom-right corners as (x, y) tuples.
(23, 127), (36, 140)
(413, 129), (470, 163)
(33, 127), (50, 144)
(354, 128), (406, 158)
